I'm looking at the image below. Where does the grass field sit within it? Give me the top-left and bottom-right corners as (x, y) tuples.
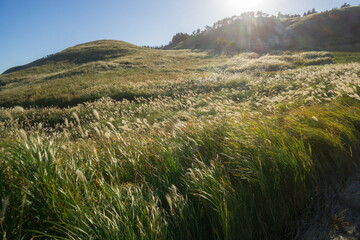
(0, 41), (224, 108)
(0, 42), (360, 239)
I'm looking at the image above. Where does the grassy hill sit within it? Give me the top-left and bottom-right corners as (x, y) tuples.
(288, 6), (360, 50)
(2, 39), (360, 109)
(0, 40), (221, 107)
(2, 40), (139, 75)
(0, 50), (359, 239)
(170, 6), (360, 52)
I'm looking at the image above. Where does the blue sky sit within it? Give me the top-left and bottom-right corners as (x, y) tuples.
(0, 0), (359, 73)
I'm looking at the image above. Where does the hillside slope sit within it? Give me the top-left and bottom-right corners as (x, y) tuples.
(288, 6), (360, 50)
(0, 59), (359, 239)
(2, 40), (140, 75)
(0, 40), (219, 107)
(171, 7), (360, 52)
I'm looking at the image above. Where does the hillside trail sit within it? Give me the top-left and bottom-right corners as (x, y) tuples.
(295, 170), (360, 239)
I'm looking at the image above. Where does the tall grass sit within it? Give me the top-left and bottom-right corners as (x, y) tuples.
(0, 57), (359, 239)
(1, 100), (359, 239)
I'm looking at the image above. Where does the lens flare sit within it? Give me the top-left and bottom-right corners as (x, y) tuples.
(226, 0), (266, 11)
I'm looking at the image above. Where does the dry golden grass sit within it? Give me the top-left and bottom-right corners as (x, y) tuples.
(0, 45), (360, 239)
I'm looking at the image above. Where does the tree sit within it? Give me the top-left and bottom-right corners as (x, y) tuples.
(170, 33), (190, 45)
(341, 3), (351, 8)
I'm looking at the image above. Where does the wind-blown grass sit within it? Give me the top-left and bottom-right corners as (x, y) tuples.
(1, 101), (359, 239)
(0, 52), (360, 239)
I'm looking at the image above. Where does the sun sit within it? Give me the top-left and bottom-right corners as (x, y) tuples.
(226, 0), (266, 12)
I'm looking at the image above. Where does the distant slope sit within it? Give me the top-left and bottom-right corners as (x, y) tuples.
(2, 40), (142, 75)
(288, 7), (360, 50)
(170, 7), (360, 52)
(0, 40), (219, 107)
(168, 17), (292, 52)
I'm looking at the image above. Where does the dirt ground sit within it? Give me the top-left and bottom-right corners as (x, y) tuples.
(294, 171), (360, 240)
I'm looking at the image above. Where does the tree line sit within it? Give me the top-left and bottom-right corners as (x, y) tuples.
(143, 3), (355, 49)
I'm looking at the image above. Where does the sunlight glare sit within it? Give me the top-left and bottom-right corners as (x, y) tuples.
(226, 0), (267, 12)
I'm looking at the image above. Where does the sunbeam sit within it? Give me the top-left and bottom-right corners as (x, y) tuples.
(226, 0), (267, 11)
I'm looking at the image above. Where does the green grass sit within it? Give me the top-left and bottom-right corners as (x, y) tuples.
(1, 100), (359, 239)
(0, 45), (360, 239)
(331, 52), (360, 64)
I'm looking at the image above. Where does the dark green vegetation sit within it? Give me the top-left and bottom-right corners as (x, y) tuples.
(166, 6), (360, 52)
(332, 51), (360, 64)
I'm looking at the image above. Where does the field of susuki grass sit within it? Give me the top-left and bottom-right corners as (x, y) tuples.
(0, 47), (360, 239)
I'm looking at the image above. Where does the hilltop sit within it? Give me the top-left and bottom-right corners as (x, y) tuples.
(2, 40), (142, 75)
(167, 6), (360, 52)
